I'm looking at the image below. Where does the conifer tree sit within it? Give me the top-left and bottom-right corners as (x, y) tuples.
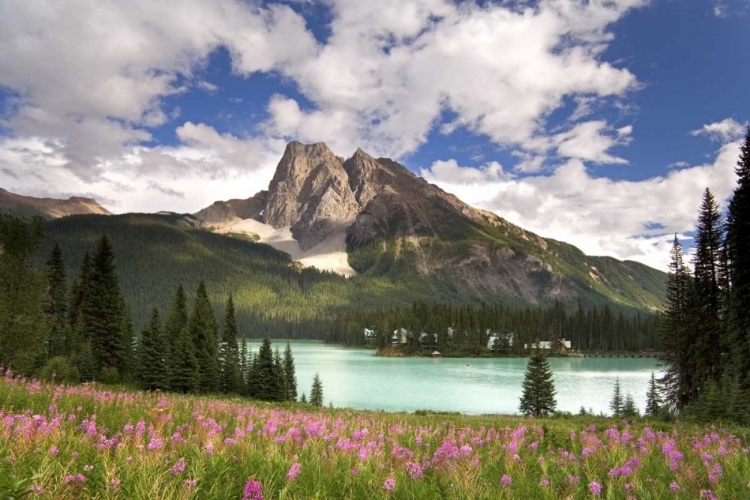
(519, 352), (557, 417)
(645, 372), (662, 417)
(169, 327), (199, 393)
(310, 373), (324, 407)
(300, 392), (308, 404)
(283, 342), (298, 401)
(190, 281), (219, 392)
(137, 307), (169, 391)
(118, 300), (134, 381)
(692, 189), (724, 387)
(660, 236), (695, 410)
(726, 126), (750, 404)
(255, 337), (282, 401)
(164, 284), (189, 364)
(247, 351), (260, 398)
(75, 339), (97, 382)
(44, 244), (68, 357)
(82, 235), (123, 373)
(219, 294), (241, 394)
(623, 393), (639, 418)
(239, 341), (248, 395)
(0, 215), (47, 374)
(610, 378), (624, 417)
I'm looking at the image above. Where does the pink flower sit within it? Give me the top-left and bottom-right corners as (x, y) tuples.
(287, 463), (301, 481)
(589, 481), (602, 496)
(48, 446), (59, 456)
(501, 474), (512, 486)
(171, 457), (186, 475)
(243, 480), (263, 500)
(540, 477), (549, 487)
(184, 479), (197, 489)
(383, 477), (396, 492)
(669, 482), (680, 492)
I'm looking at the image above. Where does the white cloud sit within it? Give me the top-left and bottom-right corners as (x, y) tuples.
(691, 117), (747, 143)
(422, 124), (743, 271)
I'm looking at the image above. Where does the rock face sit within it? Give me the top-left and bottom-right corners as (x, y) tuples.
(195, 142), (666, 309)
(0, 188), (110, 218)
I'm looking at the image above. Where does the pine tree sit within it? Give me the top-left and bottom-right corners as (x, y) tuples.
(82, 234), (123, 374)
(310, 373), (324, 407)
(239, 341), (248, 395)
(645, 372), (662, 417)
(247, 352), (260, 398)
(610, 378), (624, 417)
(726, 126), (750, 406)
(255, 337), (282, 401)
(300, 392), (308, 404)
(0, 215), (48, 374)
(169, 326), (199, 393)
(623, 393), (639, 418)
(692, 189), (724, 388)
(283, 342), (298, 401)
(164, 284), (188, 362)
(190, 281), (219, 393)
(660, 236), (695, 410)
(273, 347), (284, 396)
(137, 307), (169, 391)
(44, 244), (69, 358)
(118, 300), (134, 381)
(219, 294), (241, 394)
(518, 352), (557, 417)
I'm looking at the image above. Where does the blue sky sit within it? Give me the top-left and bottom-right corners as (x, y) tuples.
(0, 0), (748, 270)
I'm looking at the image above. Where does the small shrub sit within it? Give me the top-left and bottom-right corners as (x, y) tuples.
(38, 356), (80, 384)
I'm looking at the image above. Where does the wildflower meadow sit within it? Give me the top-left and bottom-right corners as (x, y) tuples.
(1, 372), (749, 499)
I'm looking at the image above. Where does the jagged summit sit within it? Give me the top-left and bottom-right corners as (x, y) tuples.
(0, 187), (110, 219)
(194, 142), (666, 308)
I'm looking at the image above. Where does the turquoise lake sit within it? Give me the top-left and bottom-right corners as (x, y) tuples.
(245, 340), (663, 416)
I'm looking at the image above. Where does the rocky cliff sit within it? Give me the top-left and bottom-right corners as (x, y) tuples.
(0, 188), (111, 219)
(195, 142), (666, 309)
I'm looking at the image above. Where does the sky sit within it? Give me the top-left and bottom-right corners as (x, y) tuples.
(0, 0), (748, 271)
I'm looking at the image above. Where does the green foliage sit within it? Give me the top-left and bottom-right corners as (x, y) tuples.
(519, 353), (556, 417)
(310, 372), (324, 407)
(254, 337), (282, 401)
(38, 356), (80, 384)
(43, 244), (68, 357)
(283, 342), (298, 401)
(137, 307), (169, 391)
(0, 215), (48, 375)
(190, 281), (220, 393)
(645, 372), (661, 417)
(219, 294), (241, 394)
(623, 393), (639, 418)
(610, 378), (624, 418)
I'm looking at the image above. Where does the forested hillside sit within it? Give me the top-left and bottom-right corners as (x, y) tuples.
(37, 213), (660, 338)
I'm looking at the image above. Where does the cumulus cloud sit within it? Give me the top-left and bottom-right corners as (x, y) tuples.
(422, 123), (743, 271)
(691, 117), (747, 143)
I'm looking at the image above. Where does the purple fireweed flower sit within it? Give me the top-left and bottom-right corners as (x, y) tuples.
(568, 475), (580, 485)
(589, 481), (602, 496)
(670, 482), (680, 492)
(243, 480), (263, 500)
(407, 461), (423, 480)
(184, 479), (197, 489)
(29, 485), (43, 494)
(383, 477), (396, 492)
(540, 477), (549, 487)
(287, 463), (301, 481)
(171, 457), (186, 475)
(501, 475), (512, 486)
(700, 490), (718, 500)
(48, 446), (59, 456)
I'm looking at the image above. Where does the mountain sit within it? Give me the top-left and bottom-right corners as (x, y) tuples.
(0, 188), (110, 218)
(195, 142), (667, 310)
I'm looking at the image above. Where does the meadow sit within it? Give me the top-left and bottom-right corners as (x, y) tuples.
(1, 371), (748, 499)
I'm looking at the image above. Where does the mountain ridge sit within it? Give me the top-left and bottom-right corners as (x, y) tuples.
(0, 187), (111, 219)
(194, 142), (666, 310)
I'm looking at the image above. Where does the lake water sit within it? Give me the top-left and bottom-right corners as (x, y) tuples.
(245, 340), (663, 416)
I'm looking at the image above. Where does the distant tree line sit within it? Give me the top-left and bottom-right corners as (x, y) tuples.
(660, 127), (750, 424)
(328, 300), (659, 354)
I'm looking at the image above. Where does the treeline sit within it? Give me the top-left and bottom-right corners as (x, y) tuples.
(660, 127), (750, 424)
(0, 224), (326, 404)
(327, 300), (659, 353)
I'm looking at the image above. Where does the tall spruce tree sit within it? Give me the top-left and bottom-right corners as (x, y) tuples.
(219, 294), (241, 394)
(118, 300), (134, 381)
(137, 307), (169, 391)
(164, 284), (189, 364)
(645, 372), (662, 417)
(283, 342), (298, 401)
(310, 373), (324, 407)
(82, 235), (123, 374)
(519, 352), (557, 417)
(610, 378), (624, 417)
(623, 393), (639, 418)
(660, 236), (695, 410)
(255, 337), (282, 401)
(190, 281), (219, 392)
(43, 244), (69, 357)
(692, 189), (724, 387)
(239, 341), (248, 395)
(726, 126), (750, 410)
(169, 326), (199, 393)
(0, 215), (48, 374)
(247, 351), (260, 398)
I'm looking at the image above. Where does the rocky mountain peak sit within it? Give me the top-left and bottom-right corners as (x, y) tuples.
(0, 188), (111, 218)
